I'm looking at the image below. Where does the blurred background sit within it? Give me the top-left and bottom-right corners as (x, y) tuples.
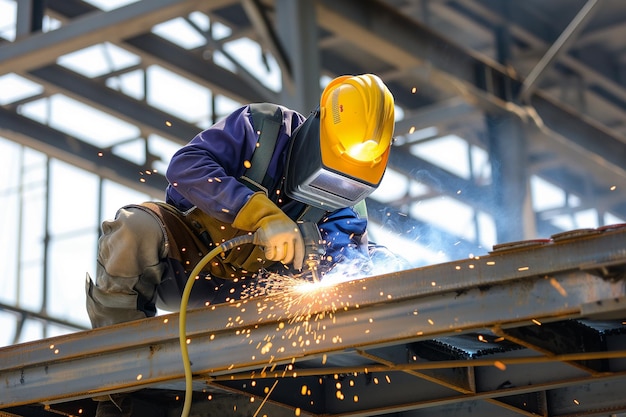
(1, 0), (625, 347)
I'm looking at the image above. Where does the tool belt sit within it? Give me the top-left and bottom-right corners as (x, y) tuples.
(141, 202), (270, 280)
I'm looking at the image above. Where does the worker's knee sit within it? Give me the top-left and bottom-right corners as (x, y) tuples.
(85, 273), (148, 327)
(98, 205), (166, 278)
(86, 204), (171, 327)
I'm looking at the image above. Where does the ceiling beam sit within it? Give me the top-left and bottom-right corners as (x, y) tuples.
(518, 0), (601, 102)
(0, 0), (241, 75)
(123, 33), (277, 105)
(576, 18), (626, 48)
(314, 0), (626, 190)
(43, 0), (278, 106)
(0, 106), (167, 198)
(394, 97), (480, 136)
(28, 64), (201, 145)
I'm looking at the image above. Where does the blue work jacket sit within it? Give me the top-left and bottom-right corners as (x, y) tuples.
(164, 104), (368, 265)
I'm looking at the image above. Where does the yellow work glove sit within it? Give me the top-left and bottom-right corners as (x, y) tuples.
(232, 192), (305, 270)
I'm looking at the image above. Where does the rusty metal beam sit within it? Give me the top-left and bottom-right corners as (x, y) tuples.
(1, 226), (626, 414)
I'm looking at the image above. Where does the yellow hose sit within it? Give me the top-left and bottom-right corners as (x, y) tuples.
(178, 234), (255, 417)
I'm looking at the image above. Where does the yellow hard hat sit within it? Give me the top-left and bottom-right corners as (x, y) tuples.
(284, 74), (395, 210)
(319, 73), (395, 185)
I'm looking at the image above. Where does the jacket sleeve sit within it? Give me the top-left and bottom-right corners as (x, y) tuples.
(166, 106), (256, 222)
(318, 207), (369, 265)
(165, 105), (304, 223)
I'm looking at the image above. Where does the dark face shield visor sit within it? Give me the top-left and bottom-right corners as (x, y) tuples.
(284, 111), (382, 211)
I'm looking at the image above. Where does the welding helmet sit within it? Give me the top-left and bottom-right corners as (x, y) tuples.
(285, 74), (395, 210)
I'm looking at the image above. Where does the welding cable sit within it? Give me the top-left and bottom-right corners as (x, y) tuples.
(179, 233), (255, 417)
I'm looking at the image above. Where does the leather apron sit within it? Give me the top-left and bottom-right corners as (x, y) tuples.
(141, 202), (271, 310)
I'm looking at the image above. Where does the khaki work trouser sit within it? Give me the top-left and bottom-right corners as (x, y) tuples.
(85, 203), (261, 328)
(85, 205), (168, 328)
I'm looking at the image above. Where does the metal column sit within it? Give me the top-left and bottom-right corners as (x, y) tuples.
(15, 0), (45, 37)
(486, 13), (535, 244)
(276, 0), (321, 113)
(486, 113), (534, 243)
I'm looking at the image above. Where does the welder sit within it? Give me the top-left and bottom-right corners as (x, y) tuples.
(86, 74), (395, 416)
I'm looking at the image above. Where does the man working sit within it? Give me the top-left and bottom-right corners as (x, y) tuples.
(86, 73), (395, 416)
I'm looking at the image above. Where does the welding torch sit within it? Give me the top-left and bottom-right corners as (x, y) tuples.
(294, 220), (326, 282)
(247, 219), (326, 281)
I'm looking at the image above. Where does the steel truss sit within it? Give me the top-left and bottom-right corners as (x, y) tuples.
(2, 225), (626, 416)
